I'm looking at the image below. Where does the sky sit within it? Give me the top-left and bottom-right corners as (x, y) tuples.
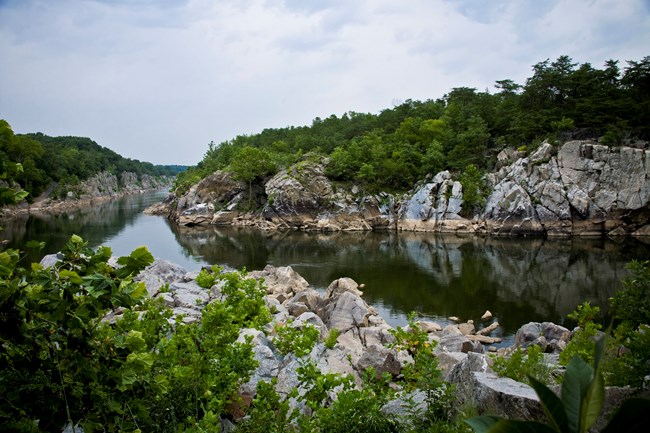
(1, 0), (649, 166)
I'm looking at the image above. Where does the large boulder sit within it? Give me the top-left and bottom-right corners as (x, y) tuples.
(262, 161), (334, 228)
(514, 322), (572, 353)
(399, 171), (473, 232)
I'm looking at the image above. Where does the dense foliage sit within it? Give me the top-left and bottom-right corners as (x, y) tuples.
(0, 237), (270, 432)
(175, 55), (650, 194)
(0, 120), (182, 202)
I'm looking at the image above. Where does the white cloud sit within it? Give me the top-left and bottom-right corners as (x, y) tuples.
(0, 0), (648, 165)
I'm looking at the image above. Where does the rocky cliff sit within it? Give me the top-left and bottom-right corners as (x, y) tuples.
(151, 141), (649, 237)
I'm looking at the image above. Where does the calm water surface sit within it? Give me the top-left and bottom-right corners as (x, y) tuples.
(3, 191), (649, 345)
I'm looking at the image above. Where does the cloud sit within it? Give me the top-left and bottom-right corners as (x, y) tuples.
(0, 0), (648, 165)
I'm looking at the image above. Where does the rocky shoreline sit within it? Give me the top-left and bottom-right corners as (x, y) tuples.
(56, 255), (640, 429)
(148, 140), (650, 238)
(1, 171), (173, 220)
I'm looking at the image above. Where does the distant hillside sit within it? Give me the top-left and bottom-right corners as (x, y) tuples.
(0, 120), (177, 201)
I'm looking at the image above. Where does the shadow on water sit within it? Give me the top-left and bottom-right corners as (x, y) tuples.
(3, 191), (650, 344)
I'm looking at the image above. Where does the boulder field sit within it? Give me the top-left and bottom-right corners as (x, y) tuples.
(149, 140), (650, 237)
(73, 256), (639, 426)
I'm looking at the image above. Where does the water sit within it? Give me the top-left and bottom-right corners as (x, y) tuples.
(2, 191), (649, 345)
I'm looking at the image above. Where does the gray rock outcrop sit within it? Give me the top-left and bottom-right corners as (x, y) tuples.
(153, 140), (650, 237)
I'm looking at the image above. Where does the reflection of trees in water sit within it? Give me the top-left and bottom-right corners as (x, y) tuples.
(172, 227), (650, 337)
(1, 193), (166, 263)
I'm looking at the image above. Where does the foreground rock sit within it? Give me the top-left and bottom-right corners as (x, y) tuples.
(150, 140), (650, 237)
(40, 253), (643, 428)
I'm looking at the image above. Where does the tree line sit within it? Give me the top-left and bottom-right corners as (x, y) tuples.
(175, 55), (650, 194)
(0, 120), (184, 202)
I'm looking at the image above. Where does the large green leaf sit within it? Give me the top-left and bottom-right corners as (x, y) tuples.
(562, 355), (593, 433)
(581, 336), (605, 432)
(528, 375), (567, 432)
(116, 246), (154, 277)
(465, 417), (557, 433)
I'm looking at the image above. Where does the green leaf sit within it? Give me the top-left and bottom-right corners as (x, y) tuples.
(600, 398), (650, 433)
(528, 375), (567, 432)
(465, 417), (557, 433)
(25, 240), (45, 251)
(126, 352), (154, 371)
(125, 330), (146, 351)
(59, 269), (83, 284)
(70, 234), (84, 244)
(116, 246), (154, 277)
(465, 415), (500, 432)
(581, 336), (606, 432)
(562, 355), (593, 433)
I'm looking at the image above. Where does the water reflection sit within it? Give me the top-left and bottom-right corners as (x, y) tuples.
(3, 191), (649, 344)
(171, 225), (650, 337)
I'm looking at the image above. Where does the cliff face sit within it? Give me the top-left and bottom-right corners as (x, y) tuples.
(74, 171), (173, 199)
(154, 141), (650, 237)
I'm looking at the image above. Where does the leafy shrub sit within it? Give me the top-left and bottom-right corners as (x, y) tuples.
(196, 264), (222, 288)
(492, 345), (552, 385)
(559, 301), (601, 366)
(324, 328), (341, 349)
(274, 321), (320, 357)
(610, 260), (650, 329)
(0, 236), (271, 432)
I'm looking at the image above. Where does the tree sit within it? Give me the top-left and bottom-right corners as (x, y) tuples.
(229, 146), (277, 208)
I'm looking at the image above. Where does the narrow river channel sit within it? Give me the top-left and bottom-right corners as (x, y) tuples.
(2, 191), (649, 345)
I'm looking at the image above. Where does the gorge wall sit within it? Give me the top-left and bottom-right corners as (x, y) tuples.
(151, 141), (650, 237)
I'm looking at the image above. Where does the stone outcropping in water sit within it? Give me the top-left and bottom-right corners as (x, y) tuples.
(149, 140), (650, 237)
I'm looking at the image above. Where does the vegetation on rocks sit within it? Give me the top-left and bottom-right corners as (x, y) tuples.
(175, 55), (650, 195)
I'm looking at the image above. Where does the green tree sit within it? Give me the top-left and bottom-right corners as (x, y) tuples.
(229, 146), (277, 209)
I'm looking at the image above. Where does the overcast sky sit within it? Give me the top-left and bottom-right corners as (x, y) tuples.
(1, 0), (649, 165)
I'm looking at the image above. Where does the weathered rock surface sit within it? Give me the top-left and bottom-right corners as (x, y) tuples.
(151, 140), (649, 237)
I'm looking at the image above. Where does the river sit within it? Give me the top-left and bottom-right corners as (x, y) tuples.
(2, 191), (649, 345)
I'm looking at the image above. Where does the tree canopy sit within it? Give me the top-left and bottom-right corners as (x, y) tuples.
(0, 120), (181, 202)
(175, 55), (650, 195)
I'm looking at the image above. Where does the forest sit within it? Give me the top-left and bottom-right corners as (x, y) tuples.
(0, 120), (184, 202)
(175, 55), (650, 194)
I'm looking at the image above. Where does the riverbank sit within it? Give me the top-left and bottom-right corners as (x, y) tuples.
(0, 170), (173, 221)
(150, 140), (650, 238)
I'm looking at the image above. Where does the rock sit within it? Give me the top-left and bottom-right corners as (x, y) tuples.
(322, 277), (363, 300)
(476, 321), (500, 336)
(249, 265), (310, 299)
(458, 322), (476, 336)
(40, 253), (64, 269)
(448, 316), (461, 323)
(439, 334), (474, 353)
(434, 349), (468, 381)
(320, 290), (371, 332)
(481, 310), (493, 321)
(442, 324), (463, 336)
(466, 334), (502, 345)
(461, 372), (545, 421)
(135, 259), (189, 297)
(287, 288), (321, 312)
(287, 302), (310, 317)
(356, 345), (402, 377)
(381, 390), (428, 429)
(514, 322), (571, 353)
(417, 320), (443, 333)
(293, 312), (328, 339)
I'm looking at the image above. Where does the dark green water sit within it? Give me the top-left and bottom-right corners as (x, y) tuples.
(2, 191), (649, 344)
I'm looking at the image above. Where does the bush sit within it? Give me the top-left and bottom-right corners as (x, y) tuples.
(492, 345), (552, 385)
(273, 321), (320, 357)
(559, 301), (601, 366)
(0, 236), (270, 432)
